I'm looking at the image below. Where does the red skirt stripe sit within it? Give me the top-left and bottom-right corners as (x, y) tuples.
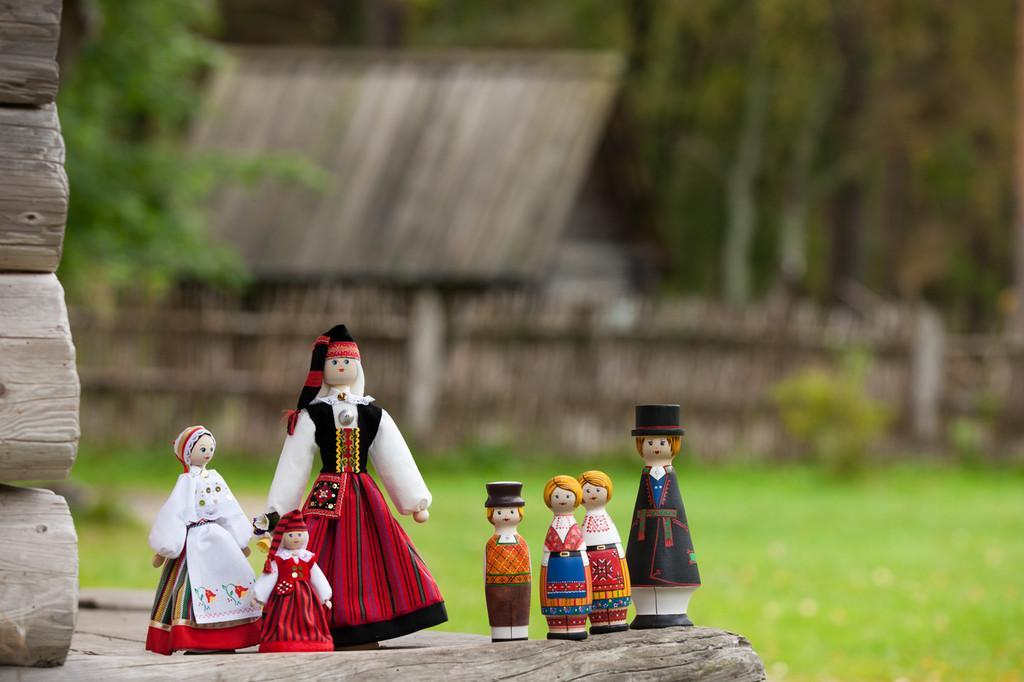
(145, 620), (260, 655)
(259, 580), (332, 651)
(306, 473), (443, 634)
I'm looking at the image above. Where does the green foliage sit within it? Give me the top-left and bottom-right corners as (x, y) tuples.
(57, 1), (234, 302)
(948, 416), (987, 468)
(402, 1), (1017, 327)
(772, 351), (891, 477)
(57, 1), (328, 306)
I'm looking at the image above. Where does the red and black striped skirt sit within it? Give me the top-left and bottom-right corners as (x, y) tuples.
(305, 473), (447, 647)
(258, 579), (333, 653)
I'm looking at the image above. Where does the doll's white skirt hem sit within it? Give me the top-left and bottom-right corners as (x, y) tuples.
(185, 523), (261, 624)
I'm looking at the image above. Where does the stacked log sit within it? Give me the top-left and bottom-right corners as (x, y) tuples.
(0, 0), (79, 668)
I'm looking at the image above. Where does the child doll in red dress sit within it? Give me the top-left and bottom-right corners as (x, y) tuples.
(253, 510), (333, 652)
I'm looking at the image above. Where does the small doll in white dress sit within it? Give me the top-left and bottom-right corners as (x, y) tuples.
(145, 426), (262, 655)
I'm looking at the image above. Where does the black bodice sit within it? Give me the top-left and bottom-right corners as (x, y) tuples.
(305, 401), (383, 474)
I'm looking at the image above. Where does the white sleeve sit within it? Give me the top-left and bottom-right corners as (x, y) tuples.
(616, 542), (626, 559)
(368, 409), (430, 515)
(581, 550), (590, 567)
(310, 563), (332, 602)
(213, 474), (253, 548)
(253, 563), (278, 604)
(541, 550), (550, 567)
(148, 475), (192, 558)
(266, 411), (317, 516)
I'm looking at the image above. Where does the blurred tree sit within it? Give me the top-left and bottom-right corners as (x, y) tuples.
(405, 0), (1019, 329)
(57, 0), (245, 306)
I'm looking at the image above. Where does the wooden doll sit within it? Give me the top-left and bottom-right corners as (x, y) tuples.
(253, 509), (333, 652)
(146, 426), (261, 655)
(539, 475), (591, 640)
(483, 482), (531, 642)
(578, 470), (631, 634)
(256, 324), (446, 648)
(625, 405), (701, 628)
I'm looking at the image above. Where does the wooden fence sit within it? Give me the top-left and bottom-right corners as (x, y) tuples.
(69, 285), (1020, 461)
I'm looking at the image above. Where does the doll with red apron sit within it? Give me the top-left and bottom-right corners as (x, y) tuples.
(253, 510), (333, 652)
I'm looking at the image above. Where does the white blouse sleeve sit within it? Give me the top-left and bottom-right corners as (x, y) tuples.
(310, 563), (332, 602)
(253, 562), (278, 604)
(368, 409), (431, 515)
(214, 475), (253, 548)
(148, 474), (192, 559)
(266, 411), (317, 516)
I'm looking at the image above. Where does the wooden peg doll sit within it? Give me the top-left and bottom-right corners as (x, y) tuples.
(579, 470), (631, 634)
(258, 324), (446, 648)
(253, 509), (333, 652)
(540, 475), (591, 640)
(625, 405), (701, 628)
(483, 482), (531, 642)
(145, 426), (261, 655)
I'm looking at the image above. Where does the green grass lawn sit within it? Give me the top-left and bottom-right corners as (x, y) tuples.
(67, 446), (1024, 681)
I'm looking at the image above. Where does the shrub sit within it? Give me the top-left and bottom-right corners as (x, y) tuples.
(772, 350), (891, 477)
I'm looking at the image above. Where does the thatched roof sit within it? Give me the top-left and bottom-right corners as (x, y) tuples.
(193, 47), (624, 286)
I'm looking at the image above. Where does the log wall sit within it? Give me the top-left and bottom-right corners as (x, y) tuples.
(0, 485), (78, 667)
(0, 0), (78, 668)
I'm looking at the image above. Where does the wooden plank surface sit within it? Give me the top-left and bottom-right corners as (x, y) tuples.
(0, 0), (62, 105)
(0, 273), (79, 481)
(0, 104), (68, 272)
(0, 485), (77, 667)
(2, 590), (765, 680)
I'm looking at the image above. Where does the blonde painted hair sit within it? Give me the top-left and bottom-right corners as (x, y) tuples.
(486, 507), (524, 523)
(543, 475), (583, 508)
(578, 470), (613, 500)
(635, 435), (682, 457)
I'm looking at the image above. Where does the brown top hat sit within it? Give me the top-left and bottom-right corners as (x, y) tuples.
(484, 481), (525, 508)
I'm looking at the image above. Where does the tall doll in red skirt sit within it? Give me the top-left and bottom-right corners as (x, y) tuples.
(255, 325), (447, 647)
(253, 510), (333, 652)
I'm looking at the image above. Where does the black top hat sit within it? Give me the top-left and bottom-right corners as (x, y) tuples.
(484, 481), (525, 508)
(632, 404), (685, 436)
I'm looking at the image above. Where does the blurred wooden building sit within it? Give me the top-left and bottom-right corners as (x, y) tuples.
(192, 47), (659, 298)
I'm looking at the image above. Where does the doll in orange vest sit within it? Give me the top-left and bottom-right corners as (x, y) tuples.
(253, 510), (334, 652)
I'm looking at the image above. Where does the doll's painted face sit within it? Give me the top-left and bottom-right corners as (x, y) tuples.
(282, 530), (309, 550)
(190, 434), (216, 468)
(581, 483), (609, 509)
(548, 487), (577, 513)
(641, 437), (674, 462)
(489, 507), (521, 529)
(324, 356), (358, 387)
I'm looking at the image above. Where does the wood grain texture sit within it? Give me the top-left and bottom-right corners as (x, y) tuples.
(71, 288), (923, 459)
(0, 273), (79, 481)
(192, 47), (623, 285)
(0, 104), (68, 272)
(12, 597), (765, 680)
(0, 0), (62, 105)
(0, 485), (78, 667)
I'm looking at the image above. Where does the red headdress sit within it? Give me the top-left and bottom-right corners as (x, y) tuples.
(285, 324), (361, 435)
(171, 425), (214, 473)
(263, 509), (309, 573)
